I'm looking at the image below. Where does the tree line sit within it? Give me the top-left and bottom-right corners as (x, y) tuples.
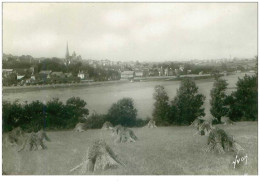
(153, 73), (257, 126)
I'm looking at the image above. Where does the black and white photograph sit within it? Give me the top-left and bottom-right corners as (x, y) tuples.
(1, 2), (258, 176)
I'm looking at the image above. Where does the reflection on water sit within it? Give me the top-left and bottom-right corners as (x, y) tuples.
(2, 74), (246, 118)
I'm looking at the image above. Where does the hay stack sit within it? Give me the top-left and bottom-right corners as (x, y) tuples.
(221, 116), (234, 125)
(70, 140), (122, 173)
(190, 118), (203, 127)
(206, 128), (234, 154)
(144, 120), (157, 128)
(231, 140), (245, 154)
(197, 121), (213, 135)
(101, 121), (114, 130)
(5, 127), (25, 147)
(204, 128), (246, 156)
(113, 125), (138, 143)
(73, 123), (86, 132)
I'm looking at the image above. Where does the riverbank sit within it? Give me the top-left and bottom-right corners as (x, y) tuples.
(2, 79), (128, 92)
(2, 74), (214, 92)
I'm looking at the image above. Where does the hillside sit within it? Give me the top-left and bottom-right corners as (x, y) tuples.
(2, 122), (257, 175)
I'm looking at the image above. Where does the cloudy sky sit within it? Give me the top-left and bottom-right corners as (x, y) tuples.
(3, 3), (257, 61)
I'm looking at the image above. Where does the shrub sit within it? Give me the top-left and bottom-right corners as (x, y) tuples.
(2, 100), (24, 132)
(172, 78), (205, 125)
(2, 97), (89, 132)
(65, 97), (89, 128)
(107, 98), (137, 127)
(22, 100), (46, 131)
(152, 85), (172, 126)
(135, 117), (150, 127)
(46, 98), (65, 128)
(210, 78), (229, 123)
(227, 74), (258, 121)
(85, 113), (107, 129)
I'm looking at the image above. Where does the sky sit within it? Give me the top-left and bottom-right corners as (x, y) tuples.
(3, 3), (258, 62)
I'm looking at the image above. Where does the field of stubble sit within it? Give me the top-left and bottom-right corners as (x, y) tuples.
(2, 121), (257, 175)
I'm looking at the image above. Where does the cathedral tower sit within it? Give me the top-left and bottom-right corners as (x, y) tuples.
(65, 41), (70, 65)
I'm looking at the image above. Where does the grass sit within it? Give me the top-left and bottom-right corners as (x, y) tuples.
(2, 121), (257, 175)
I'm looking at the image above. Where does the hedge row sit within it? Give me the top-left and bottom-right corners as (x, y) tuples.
(2, 97), (89, 132)
(2, 97), (149, 132)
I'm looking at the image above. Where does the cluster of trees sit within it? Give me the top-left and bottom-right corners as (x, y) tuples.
(2, 97), (89, 132)
(152, 79), (205, 126)
(84, 98), (148, 129)
(2, 73), (18, 86)
(153, 73), (258, 126)
(3, 97), (148, 132)
(211, 74), (257, 122)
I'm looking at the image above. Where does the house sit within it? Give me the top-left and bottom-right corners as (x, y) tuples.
(51, 72), (65, 78)
(158, 67), (164, 76)
(25, 78), (36, 84)
(39, 70), (52, 79)
(64, 73), (73, 78)
(175, 69), (180, 76)
(30, 67), (35, 74)
(179, 66), (184, 72)
(164, 68), (169, 76)
(168, 68), (174, 76)
(142, 68), (149, 77)
(77, 71), (86, 80)
(121, 71), (135, 80)
(135, 71), (143, 77)
(150, 69), (159, 76)
(2, 69), (14, 77)
(17, 75), (25, 80)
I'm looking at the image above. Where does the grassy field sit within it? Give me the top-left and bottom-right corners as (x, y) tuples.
(2, 121), (257, 175)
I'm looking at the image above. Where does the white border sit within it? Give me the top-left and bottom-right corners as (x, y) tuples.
(0, 1), (259, 193)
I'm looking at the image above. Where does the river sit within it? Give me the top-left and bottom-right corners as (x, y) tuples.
(2, 73), (248, 119)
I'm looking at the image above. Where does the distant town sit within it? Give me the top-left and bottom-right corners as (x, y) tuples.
(2, 43), (257, 87)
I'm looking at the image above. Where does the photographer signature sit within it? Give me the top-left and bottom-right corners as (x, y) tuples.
(232, 154), (248, 169)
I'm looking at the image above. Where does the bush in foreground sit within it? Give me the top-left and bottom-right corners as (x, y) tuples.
(152, 85), (172, 126)
(2, 97), (89, 132)
(210, 78), (229, 123)
(171, 79), (205, 125)
(85, 113), (107, 129)
(227, 74), (258, 121)
(107, 98), (137, 127)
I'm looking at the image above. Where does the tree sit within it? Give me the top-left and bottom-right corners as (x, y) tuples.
(172, 78), (205, 125)
(85, 113), (107, 129)
(65, 97), (89, 127)
(152, 85), (171, 125)
(2, 73), (17, 86)
(210, 78), (229, 123)
(107, 98), (137, 127)
(2, 100), (24, 132)
(227, 74), (257, 121)
(46, 98), (65, 128)
(23, 100), (46, 131)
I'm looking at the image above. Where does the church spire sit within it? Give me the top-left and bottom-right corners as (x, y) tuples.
(66, 41), (70, 58)
(65, 41), (70, 65)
